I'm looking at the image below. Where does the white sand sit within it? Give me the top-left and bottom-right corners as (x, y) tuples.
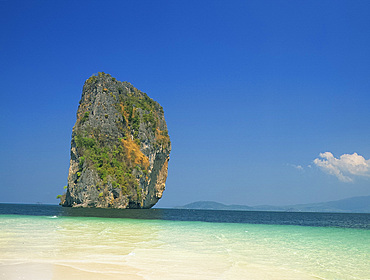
(0, 262), (144, 280)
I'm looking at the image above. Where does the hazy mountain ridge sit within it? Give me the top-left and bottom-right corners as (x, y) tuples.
(178, 195), (370, 213)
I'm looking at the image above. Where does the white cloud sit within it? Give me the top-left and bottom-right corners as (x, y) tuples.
(294, 164), (303, 170)
(314, 152), (370, 182)
(288, 164), (304, 170)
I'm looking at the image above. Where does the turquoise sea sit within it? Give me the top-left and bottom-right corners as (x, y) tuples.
(0, 204), (369, 280)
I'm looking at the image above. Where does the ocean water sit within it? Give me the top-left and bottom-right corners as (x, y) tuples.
(0, 204), (369, 280)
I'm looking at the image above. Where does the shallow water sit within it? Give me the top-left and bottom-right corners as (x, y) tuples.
(0, 208), (369, 280)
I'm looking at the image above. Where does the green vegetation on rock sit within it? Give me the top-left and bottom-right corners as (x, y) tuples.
(74, 133), (137, 195)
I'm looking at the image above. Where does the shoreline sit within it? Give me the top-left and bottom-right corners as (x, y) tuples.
(1, 211), (368, 279)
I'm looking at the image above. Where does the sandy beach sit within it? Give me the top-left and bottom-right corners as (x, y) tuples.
(1, 260), (322, 280)
(0, 262), (144, 280)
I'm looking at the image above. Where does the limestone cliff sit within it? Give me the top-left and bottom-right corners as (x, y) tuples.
(61, 72), (171, 208)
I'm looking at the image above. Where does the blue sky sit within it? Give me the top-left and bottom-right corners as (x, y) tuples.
(1, 0), (370, 207)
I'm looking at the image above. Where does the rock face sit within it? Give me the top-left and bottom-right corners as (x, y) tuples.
(61, 72), (171, 208)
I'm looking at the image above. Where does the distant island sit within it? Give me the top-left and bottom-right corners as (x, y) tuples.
(177, 195), (370, 213)
(59, 72), (171, 209)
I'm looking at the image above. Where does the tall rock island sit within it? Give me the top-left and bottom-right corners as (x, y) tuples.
(61, 72), (171, 208)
